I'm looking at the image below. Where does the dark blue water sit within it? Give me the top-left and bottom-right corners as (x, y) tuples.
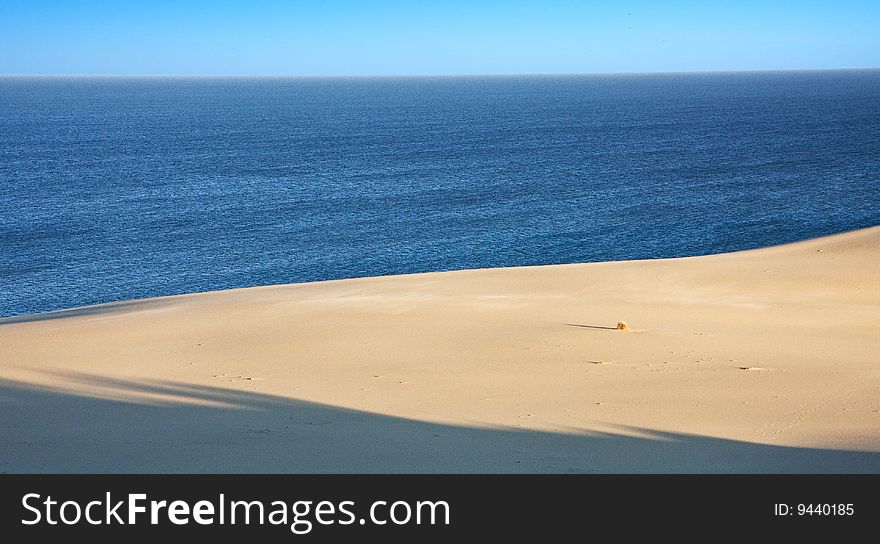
(2, 71), (879, 318)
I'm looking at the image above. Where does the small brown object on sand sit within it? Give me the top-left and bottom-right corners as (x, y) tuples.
(616, 321), (630, 331)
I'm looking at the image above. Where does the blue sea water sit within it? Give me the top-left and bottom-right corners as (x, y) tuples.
(1, 71), (879, 318)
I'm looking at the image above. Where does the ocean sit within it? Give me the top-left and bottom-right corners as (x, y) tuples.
(1, 71), (879, 318)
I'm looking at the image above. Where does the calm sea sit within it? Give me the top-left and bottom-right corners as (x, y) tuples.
(1, 71), (879, 317)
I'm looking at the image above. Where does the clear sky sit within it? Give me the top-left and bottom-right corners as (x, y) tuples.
(1, 0), (878, 76)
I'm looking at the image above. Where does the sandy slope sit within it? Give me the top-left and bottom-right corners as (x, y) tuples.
(1, 227), (878, 473)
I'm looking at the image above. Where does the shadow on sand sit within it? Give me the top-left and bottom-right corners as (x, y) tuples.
(563, 323), (620, 331)
(1, 372), (877, 473)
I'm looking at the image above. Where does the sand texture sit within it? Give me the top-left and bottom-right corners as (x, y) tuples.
(1, 227), (878, 473)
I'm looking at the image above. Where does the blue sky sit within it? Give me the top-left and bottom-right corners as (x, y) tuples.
(0, 0), (877, 75)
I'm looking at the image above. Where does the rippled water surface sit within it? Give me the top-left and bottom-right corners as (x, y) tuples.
(1, 71), (879, 316)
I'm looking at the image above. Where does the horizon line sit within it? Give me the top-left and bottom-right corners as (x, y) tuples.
(1, 67), (879, 79)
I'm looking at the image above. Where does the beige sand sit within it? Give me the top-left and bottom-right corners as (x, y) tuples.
(1, 227), (878, 473)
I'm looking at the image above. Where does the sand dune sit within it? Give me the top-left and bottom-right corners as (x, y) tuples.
(1, 227), (879, 473)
